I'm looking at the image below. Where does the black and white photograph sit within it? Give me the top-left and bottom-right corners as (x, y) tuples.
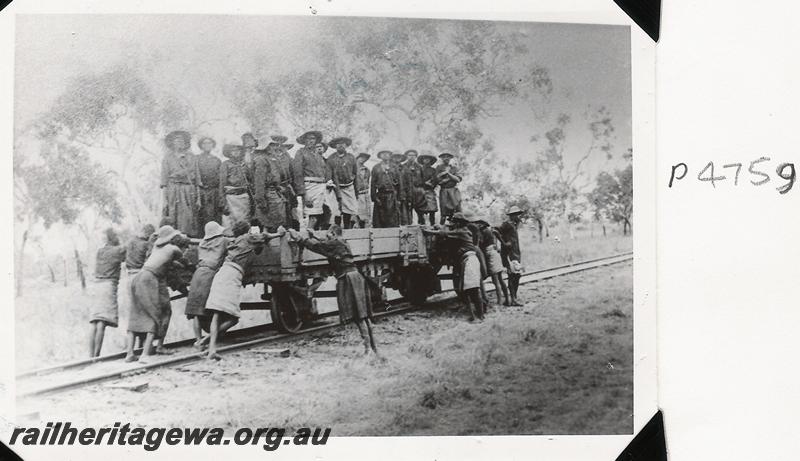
(9, 9), (647, 450)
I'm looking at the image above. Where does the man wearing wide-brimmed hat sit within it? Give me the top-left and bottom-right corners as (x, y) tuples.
(252, 140), (287, 232)
(390, 151), (410, 225)
(495, 205), (525, 306)
(370, 150), (400, 228)
(218, 144), (253, 229)
(326, 136), (359, 229)
(354, 152), (372, 228)
(434, 152), (463, 225)
(161, 130), (202, 237)
(471, 215), (510, 307)
(402, 149), (426, 225)
(417, 153), (439, 225)
(196, 136), (222, 228)
(291, 131), (331, 230)
(272, 135), (298, 229)
(240, 132), (258, 166)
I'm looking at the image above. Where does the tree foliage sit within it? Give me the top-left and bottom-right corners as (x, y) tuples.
(588, 158), (633, 234)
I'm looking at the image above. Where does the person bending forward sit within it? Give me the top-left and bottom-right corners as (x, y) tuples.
(288, 225), (378, 356)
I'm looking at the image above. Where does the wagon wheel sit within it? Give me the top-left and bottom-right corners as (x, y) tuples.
(398, 265), (439, 306)
(270, 282), (304, 334)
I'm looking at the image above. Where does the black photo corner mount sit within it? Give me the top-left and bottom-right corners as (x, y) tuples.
(0, 438), (23, 461)
(616, 410), (667, 461)
(0, 0), (12, 15)
(613, 0), (661, 42)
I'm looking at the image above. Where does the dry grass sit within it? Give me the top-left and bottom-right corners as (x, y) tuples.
(28, 262), (632, 435)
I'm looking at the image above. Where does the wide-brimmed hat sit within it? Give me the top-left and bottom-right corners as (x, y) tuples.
(202, 221), (225, 240)
(404, 149), (419, 157)
(271, 135), (294, 150)
(197, 136), (216, 149)
(154, 225), (182, 246)
(506, 205), (524, 215)
(377, 150), (393, 160)
(439, 152), (454, 160)
(356, 152), (371, 162)
(417, 154), (437, 165)
(165, 130), (191, 147)
(297, 130), (323, 145)
(449, 211), (470, 223)
(222, 144), (244, 158)
(253, 147), (270, 156)
(472, 215), (491, 227)
(329, 137), (352, 147)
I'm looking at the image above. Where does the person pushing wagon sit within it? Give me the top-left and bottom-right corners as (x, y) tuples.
(88, 228), (126, 358)
(127, 225), (188, 363)
(288, 225), (379, 356)
(184, 221), (230, 349)
(204, 221), (285, 360)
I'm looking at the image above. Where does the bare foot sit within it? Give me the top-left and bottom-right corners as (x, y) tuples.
(155, 348), (175, 355)
(207, 353), (222, 361)
(137, 354), (153, 364)
(124, 355), (138, 363)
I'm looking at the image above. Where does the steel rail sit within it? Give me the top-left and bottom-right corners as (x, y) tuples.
(18, 253), (632, 398)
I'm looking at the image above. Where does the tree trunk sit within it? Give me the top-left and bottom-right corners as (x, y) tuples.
(47, 264), (56, 283)
(63, 257), (68, 287)
(602, 224), (607, 237)
(624, 218), (632, 236)
(16, 230), (28, 297)
(536, 218), (544, 243)
(75, 249), (86, 290)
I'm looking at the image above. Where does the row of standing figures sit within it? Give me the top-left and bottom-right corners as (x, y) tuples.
(159, 129), (466, 240)
(87, 205), (526, 363)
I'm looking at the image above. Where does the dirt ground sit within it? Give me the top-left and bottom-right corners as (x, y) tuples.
(21, 262), (633, 436)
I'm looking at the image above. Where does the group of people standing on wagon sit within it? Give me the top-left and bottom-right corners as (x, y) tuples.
(157, 129), (465, 239)
(87, 129), (524, 361)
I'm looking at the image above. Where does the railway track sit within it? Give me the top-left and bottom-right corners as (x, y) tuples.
(17, 252), (632, 399)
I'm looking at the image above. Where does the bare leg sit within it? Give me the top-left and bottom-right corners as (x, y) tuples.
(92, 322), (106, 357)
(139, 332), (156, 363)
(208, 313), (239, 360)
(468, 289), (485, 320)
(124, 331), (138, 362)
(89, 322), (97, 358)
(365, 319), (378, 353)
(355, 320), (371, 355)
(192, 317), (203, 345)
(493, 273), (510, 305)
(508, 273), (522, 305)
(464, 289), (478, 321)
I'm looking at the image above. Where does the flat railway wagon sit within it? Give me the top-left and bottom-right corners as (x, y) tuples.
(185, 226), (446, 333)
